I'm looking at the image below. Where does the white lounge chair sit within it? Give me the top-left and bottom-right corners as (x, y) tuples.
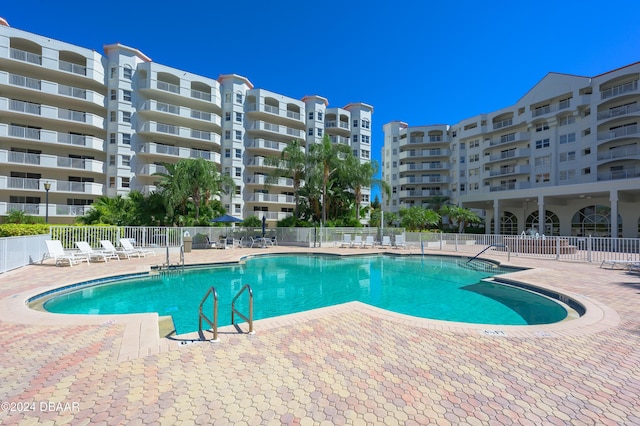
(380, 236), (392, 248)
(339, 234), (352, 248)
(119, 239), (156, 257)
(362, 235), (375, 248)
(600, 259), (639, 269)
(100, 240), (133, 259)
(394, 235), (407, 249)
(42, 240), (89, 267)
(76, 241), (120, 262)
(351, 235), (363, 248)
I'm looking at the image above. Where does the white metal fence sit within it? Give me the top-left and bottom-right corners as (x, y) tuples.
(1, 228), (638, 274)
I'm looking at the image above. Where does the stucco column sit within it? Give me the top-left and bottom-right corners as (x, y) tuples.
(493, 199), (500, 235)
(538, 195), (545, 235)
(610, 190), (618, 238)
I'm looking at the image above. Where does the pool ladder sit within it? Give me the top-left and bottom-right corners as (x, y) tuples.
(198, 284), (254, 342)
(159, 245), (185, 271)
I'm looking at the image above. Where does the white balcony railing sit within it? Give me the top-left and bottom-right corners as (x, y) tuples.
(10, 48), (42, 65)
(58, 60), (87, 76)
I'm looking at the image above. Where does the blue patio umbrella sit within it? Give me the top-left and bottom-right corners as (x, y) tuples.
(210, 214), (243, 223)
(262, 215), (266, 238)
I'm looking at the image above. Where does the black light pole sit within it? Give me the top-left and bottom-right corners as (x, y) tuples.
(44, 182), (51, 223)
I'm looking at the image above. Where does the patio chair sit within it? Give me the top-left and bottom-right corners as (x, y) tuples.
(394, 235), (407, 249)
(42, 240), (89, 267)
(351, 235), (363, 248)
(339, 234), (352, 248)
(380, 236), (392, 248)
(100, 240), (133, 259)
(119, 239), (156, 257)
(600, 259), (639, 269)
(75, 241), (120, 262)
(362, 235), (375, 248)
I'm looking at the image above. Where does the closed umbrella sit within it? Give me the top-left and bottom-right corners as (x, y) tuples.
(262, 216), (266, 238)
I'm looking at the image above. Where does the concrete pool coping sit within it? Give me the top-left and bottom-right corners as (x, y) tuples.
(0, 247), (620, 361)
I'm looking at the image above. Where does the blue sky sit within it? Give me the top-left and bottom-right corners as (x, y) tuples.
(4, 1), (640, 199)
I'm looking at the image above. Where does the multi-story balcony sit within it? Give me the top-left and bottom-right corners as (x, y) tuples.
(245, 138), (290, 154)
(531, 101), (572, 118)
(1, 150), (104, 173)
(1, 97), (104, 129)
(597, 166), (640, 181)
(138, 121), (221, 145)
(488, 181), (531, 192)
(246, 175), (293, 188)
(488, 132), (529, 147)
(399, 189), (451, 198)
(406, 134), (450, 145)
(0, 71), (105, 107)
(137, 164), (168, 176)
(483, 148), (531, 164)
(325, 120), (349, 130)
(0, 124), (105, 151)
(246, 156), (277, 169)
(597, 124), (638, 142)
(329, 136), (350, 145)
(138, 142), (221, 163)
(247, 120), (303, 139)
(398, 162), (450, 173)
(0, 202), (91, 217)
(245, 103), (303, 126)
(247, 193), (295, 204)
(6, 47), (104, 84)
(600, 80), (639, 100)
(597, 145), (639, 161)
(0, 177), (103, 195)
(399, 175), (450, 185)
(484, 164), (531, 178)
(249, 211), (292, 221)
(597, 103), (640, 122)
(399, 148), (451, 160)
(138, 100), (222, 130)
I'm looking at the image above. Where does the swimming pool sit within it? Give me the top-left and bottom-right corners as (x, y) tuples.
(40, 254), (569, 334)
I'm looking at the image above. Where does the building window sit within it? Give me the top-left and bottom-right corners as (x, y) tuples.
(110, 90), (116, 101)
(361, 119), (370, 129)
(225, 112), (231, 121)
(353, 119), (358, 128)
(559, 115), (575, 126)
(559, 133), (576, 144)
(109, 176), (116, 188)
(308, 128), (313, 136)
(109, 133), (116, 144)
(316, 128), (322, 137)
(235, 130), (242, 140)
(352, 135), (358, 143)
(225, 149), (231, 158)
(122, 155), (130, 167)
(110, 111), (116, 122)
(362, 150), (370, 159)
(122, 111), (131, 123)
(109, 155), (116, 166)
(225, 93), (232, 103)
(535, 138), (550, 149)
(110, 67), (117, 78)
(225, 130), (231, 140)
(535, 122), (549, 132)
(123, 90), (132, 102)
(122, 133), (131, 145)
(534, 155), (550, 167)
(235, 112), (242, 122)
(361, 135), (370, 144)
(122, 177), (130, 188)
(317, 112), (323, 121)
(123, 67), (132, 80)
(535, 173), (550, 183)
(559, 98), (571, 109)
(308, 112), (314, 120)
(235, 149), (242, 159)
(235, 167), (241, 177)
(236, 93), (243, 103)
(560, 151), (576, 162)
(234, 204), (241, 213)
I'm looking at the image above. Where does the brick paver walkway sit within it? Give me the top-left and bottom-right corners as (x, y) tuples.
(0, 246), (639, 424)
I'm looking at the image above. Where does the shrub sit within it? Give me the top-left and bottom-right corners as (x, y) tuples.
(0, 224), (50, 237)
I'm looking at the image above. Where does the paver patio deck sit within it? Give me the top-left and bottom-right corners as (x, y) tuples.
(0, 245), (639, 425)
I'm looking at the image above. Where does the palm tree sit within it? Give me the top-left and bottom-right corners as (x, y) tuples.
(77, 195), (131, 225)
(264, 139), (307, 219)
(155, 158), (235, 224)
(440, 205), (481, 233)
(308, 135), (351, 224)
(344, 155), (390, 221)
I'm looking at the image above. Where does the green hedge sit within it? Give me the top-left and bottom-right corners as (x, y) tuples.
(0, 224), (51, 237)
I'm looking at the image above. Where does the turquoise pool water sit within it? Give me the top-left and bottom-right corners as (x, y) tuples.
(42, 254), (568, 334)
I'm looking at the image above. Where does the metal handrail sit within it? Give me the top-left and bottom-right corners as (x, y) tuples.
(231, 284), (254, 334)
(198, 287), (219, 342)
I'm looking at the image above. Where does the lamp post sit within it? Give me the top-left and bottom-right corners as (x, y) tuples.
(44, 182), (51, 223)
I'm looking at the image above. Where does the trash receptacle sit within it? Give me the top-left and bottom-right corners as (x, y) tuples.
(183, 232), (192, 253)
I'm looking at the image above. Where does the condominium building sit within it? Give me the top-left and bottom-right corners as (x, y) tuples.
(383, 62), (640, 238)
(0, 18), (372, 224)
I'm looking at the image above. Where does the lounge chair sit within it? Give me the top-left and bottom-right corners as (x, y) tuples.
(339, 234), (352, 248)
(100, 240), (133, 259)
(42, 240), (90, 267)
(380, 236), (392, 248)
(600, 259), (639, 269)
(75, 241), (120, 262)
(362, 235), (375, 248)
(394, 235), (407, 249)
(119, 239), (156, 257)
(351, 235), (363, 248)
